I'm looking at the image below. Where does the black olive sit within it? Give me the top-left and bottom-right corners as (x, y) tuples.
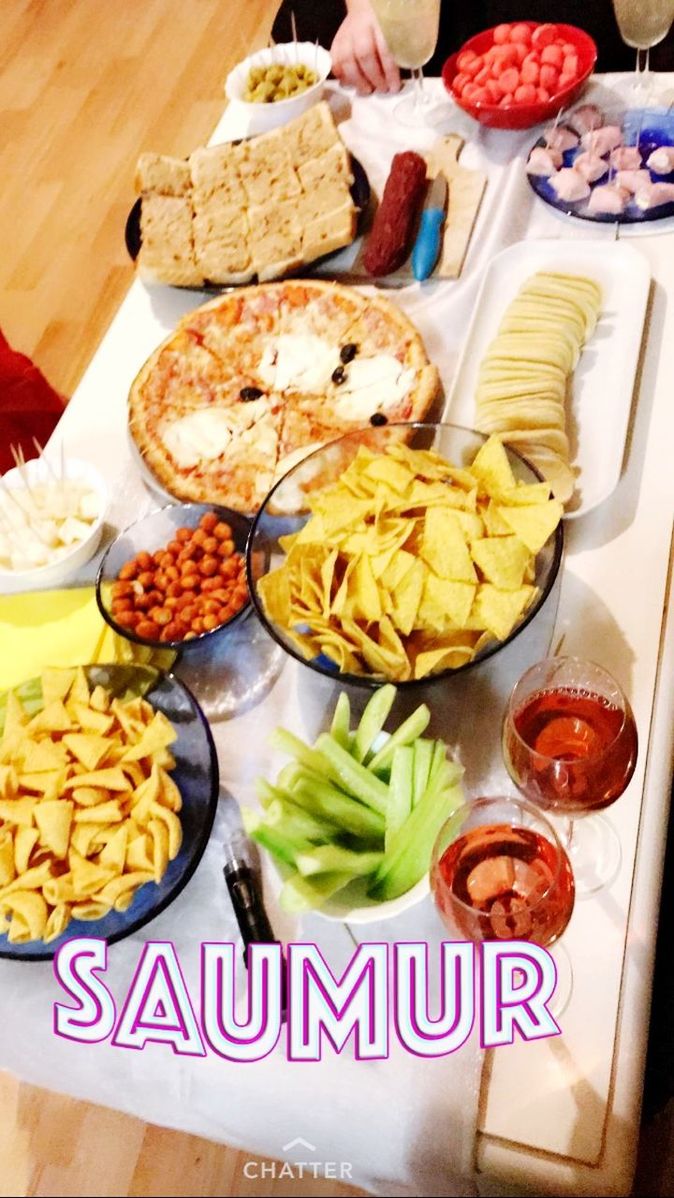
(239, 386), (263, 401)
(332, 365), (346, 385)
(370, 412), (388, 427)
(340, 342), (358, 364)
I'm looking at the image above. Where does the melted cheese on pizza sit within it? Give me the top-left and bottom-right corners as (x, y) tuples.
(161, 409), (234, 468)
(334, 355), (416, 420)
(258, 334), (340, 393)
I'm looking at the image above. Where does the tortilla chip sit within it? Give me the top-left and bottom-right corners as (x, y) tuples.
(470, 437), (516, 495)
(472, 536), (531, 590)
(500, 500), (564, 554)
(470, 584), (538, 641)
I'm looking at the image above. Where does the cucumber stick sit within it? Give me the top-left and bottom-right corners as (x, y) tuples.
(369, 778), (464, 901)
(264, 797), (334, 843)
(353, 684), (396, 763)
(292, 773), (385, 840)
(296, 845), (384, 878)
(280, 871), (354, 913)
(330, 691), (351, 749)
(367, 704), (431, 774)
(242, 807), (311, 867)
(386, 746), (413, 851)
(315, 733), (389, 815)
(412, 739), (434, 807)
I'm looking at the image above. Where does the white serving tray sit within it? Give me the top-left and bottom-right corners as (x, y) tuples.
(444, 238), (651, 518)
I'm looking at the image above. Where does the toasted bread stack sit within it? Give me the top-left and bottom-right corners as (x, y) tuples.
(135, 102), (357, 287)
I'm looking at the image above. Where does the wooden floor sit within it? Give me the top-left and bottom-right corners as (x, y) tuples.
(0, 0), (278, 399)
(0, 2), (361, 1195)
(4, 2), (674, 1195)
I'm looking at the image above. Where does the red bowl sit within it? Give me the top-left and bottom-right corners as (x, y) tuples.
(442, 22), (597, 130)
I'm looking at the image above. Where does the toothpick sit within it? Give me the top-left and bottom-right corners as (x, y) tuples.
(10, 444), (38, 503)
(544, 105), (565, 149)
(314, 36), (319, 74)
(291, 10), (299, 66)
(1, 469), (51, 546)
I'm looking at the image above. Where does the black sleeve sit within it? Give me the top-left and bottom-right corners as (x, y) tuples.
(272, 0), (674, 75)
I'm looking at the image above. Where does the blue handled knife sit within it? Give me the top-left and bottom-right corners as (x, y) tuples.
(412, 173), (448, 282)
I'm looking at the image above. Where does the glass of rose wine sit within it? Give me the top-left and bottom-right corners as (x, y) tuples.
(369, 0), (444, 126)
(431, 795), (575, 1010)
(502, 657), (638, 895)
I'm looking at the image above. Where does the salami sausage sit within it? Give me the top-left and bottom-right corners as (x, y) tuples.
(363, 151), (428, 276)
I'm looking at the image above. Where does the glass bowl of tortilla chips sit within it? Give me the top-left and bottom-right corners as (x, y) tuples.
(247, 423), (564, 688)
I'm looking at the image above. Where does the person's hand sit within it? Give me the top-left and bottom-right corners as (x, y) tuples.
(330, 0), (401, 95)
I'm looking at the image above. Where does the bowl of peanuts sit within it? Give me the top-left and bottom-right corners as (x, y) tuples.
(95, 503), (253, 649)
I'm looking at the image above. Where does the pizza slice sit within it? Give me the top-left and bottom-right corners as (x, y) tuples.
(178, 286), (287, 380)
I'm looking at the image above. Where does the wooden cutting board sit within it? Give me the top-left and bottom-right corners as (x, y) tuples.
(348, 135), (487, 283)
(424, 134), (487, 279)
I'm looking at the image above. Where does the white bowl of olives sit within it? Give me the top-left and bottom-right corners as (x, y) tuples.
(225, 42), (332, 134)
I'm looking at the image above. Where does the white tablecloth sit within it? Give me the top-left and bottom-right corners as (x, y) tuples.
(1, 78), (673, 1197)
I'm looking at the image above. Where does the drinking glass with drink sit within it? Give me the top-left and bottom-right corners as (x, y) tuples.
(369, 0), (443, 125)
(431, 795), (575, 947)
(612, 0), (674, 101)
(502, 657), (638, 893)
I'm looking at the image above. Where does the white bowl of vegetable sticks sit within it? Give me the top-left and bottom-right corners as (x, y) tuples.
(249, 686), (464, 925)
(0, 455), (109, 592)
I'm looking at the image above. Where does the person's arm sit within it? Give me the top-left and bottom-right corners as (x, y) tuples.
(330, 0), (401, 94)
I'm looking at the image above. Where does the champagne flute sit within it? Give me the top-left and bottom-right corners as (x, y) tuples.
(370, 0), (443, 126)
(502, 657), (638, 895)
(431, 795), (575, 1011)
(612, 0), (674, 102)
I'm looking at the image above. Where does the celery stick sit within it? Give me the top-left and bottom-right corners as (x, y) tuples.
(255, 778), (290, 808)
(367, 704), (431, 774)
(280, 871), (353, 913)
(354, 684), (396, 763)
(242, 808), (310, 867)
(269, 727), (330, 777)
(265, 798), (334, 843)
(296, 845), (384, 878)
(315, 733), (389, 815)
(369, 778), (464, 901)
(277, 762), (305, 792)
(330, 692), (351, 749)
(428, 739), (448, 785)
(386, 746), (413, 851)
(292, 774), (385, 841)
(412, 739), (434, 808)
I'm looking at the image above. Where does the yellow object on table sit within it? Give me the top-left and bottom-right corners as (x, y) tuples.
(0, 586), (174, 692)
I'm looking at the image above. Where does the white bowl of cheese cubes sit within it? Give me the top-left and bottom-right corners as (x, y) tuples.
(0, 456), (108, 592)
(225, 42), (332, 135)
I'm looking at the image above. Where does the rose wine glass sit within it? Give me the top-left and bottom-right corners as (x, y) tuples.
(502, 657), (638, 895)
(431, 795), (575, 1011)
(612, 0), (674, 102)
(370, 0), (443, 126)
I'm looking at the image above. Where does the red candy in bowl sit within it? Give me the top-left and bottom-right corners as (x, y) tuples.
(442, 22), (596, 130)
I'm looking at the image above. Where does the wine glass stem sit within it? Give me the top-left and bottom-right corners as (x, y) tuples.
(563, 817), (576, 854)
(411, 66), (425, 110)
(636, 46), (651, 95)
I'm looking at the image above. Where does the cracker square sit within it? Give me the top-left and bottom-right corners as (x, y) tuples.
(135, 153), (191, 197)
(138, 195), (203, 286)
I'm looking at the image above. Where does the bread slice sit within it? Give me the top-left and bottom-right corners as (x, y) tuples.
(189, 143), (247, 206)
(248, 199), (303, 281)
(135, 153), (191, 197)
(138, 195), (203, 286)
(301, 199), (357, 262)
(286, 101), (340, 165)
(239, 141), (302, 206)
(297, 143), (353, 193)
(192, 198), (254, 285)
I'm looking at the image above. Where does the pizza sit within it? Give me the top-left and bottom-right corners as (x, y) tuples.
(128, 279), (440, 512)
